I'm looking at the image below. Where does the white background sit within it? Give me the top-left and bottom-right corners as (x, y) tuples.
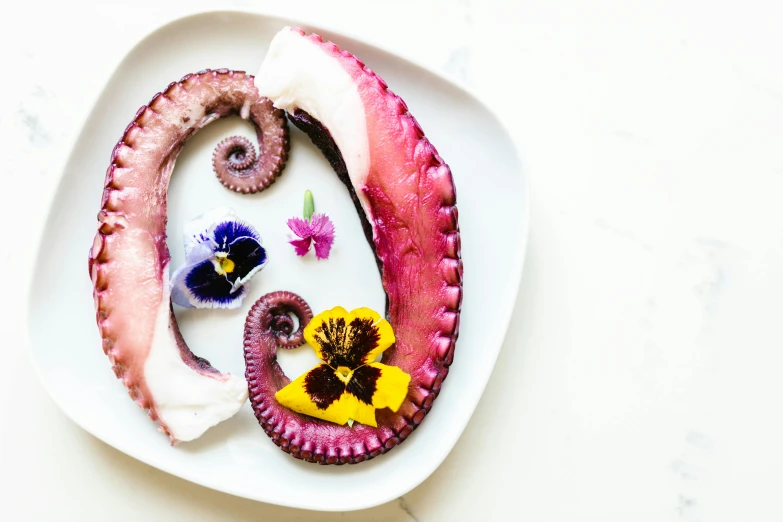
(3, 1), (783, 520)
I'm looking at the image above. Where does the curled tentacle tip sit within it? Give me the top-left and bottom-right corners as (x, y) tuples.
(212, 98), (289, 194)
(246, 291), (313, 350)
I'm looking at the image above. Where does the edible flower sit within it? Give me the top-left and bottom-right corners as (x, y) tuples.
(287, 189), (335, 260)
(171, 207), (267, 309)
(276, 306), (410, 427)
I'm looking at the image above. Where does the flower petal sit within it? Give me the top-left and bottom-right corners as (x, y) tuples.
(227, 236), (267, 284)
(183, 241), (216, 267)
(212, 219), (261, 251)
(364, 362), (411, 412)
(346, 364), (381, 405)
(312, 238), (333, 260)
(336, 393), (377, 427)
(182, 206), (235, 256)
(303, 306), (349, 363)
(170, 263), (196, 308)
(287, 216), (312, 239)
(353, 308), (395, 365)
(303, 306), (396, 367)
(289, 237), (312, 257)
(309, 213), (334, 234)
(310, 213), (335, 260)
(276, 364), (347, 423)
(303, 363), (346, 409)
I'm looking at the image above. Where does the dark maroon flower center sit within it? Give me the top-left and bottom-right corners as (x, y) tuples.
(303, 364), (382, 410)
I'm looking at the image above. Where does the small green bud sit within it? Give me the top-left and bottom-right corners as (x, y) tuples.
(303, 190), (315, 222)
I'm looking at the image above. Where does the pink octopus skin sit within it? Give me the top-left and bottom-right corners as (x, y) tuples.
(88, 69), (288, 443)
(246, 28), (463, 464)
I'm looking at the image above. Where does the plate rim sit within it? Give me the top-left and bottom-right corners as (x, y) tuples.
(24, 7), (531, 511)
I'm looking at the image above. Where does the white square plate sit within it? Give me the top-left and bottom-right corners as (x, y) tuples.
(26, 10), (528, 511)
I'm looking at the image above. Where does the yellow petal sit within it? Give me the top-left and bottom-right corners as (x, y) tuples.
(303, 306), (349, 362)
(351, 308), (395, 364)
(303, 306), (396, 365)
(368, 362), (411, 412)
(338, 393), (378, 427)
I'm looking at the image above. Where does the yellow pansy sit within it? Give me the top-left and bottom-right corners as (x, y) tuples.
(275, 306), (411, 427)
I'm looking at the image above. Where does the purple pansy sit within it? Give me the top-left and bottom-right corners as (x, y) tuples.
(170, 207), (267, 309)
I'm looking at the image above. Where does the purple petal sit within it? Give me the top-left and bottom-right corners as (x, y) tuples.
(170, 264), (196, 308)
(170, 261), (204, 308)
(309, 213), (335, 235)
(205, 283), (250, 310)
(183, 206), (235, 256)
(313, 238), (333, 260)
(289, 237), (313, 257)
(310, 213), (335, 260)
(183, 241), (215, 266)
(287, 216), (313, 239)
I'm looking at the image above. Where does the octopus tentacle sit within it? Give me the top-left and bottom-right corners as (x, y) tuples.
(244, 292), (313, 432)
(244, 291), (395, 465)
(89, 69), (289, 443)
(245, 28), (463, 464)
(246, 291), (313, 351)
(211, 100), (289, 193)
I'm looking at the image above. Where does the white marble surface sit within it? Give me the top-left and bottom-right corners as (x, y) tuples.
(3, 0), (783, 520)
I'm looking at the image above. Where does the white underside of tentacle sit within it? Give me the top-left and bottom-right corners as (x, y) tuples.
(255, 27), (373, 220)
(144, 264), (249, 443)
